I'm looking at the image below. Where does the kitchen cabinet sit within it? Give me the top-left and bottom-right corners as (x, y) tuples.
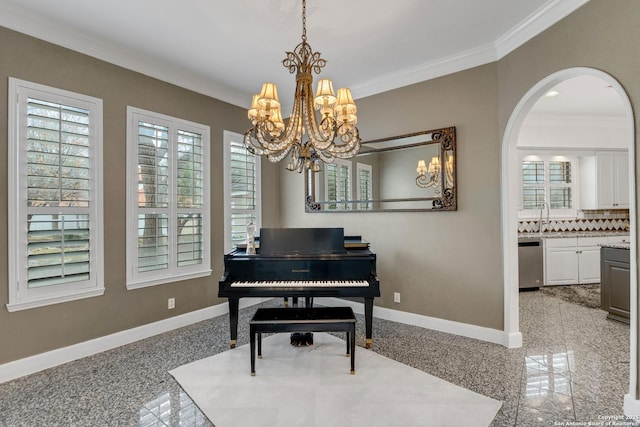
(596, 151), (629, 209)
(601, 246), (630, 324)
(544, 236), (608, 285)
(545, 238), (579, 285)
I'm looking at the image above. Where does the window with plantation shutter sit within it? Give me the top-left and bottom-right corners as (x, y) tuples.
(7, 78), (104, 312)
(356, 163), (373, 210)
(126, 107), (211, 289)
(223, 131), (261, 252)
(521, 160), (545, 210)
(325, 159), (352, 210)
(520, 155), (577, 217)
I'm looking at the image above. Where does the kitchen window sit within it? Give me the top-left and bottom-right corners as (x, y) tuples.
(520, 155), (577, 217)
(126, 107), (211, 289)
(7, 78), (104, 311)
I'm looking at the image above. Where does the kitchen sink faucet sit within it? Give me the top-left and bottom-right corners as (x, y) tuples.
(539, 202), (550, 233)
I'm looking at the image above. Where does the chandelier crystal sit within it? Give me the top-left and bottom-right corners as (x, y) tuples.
(244, 0), (361, 173)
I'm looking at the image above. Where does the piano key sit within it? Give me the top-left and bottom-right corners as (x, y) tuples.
(230, 280), (369, 287)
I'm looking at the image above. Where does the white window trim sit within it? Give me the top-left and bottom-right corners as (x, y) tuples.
(324, 158), (353, 210)
(518, 154), (580, 218)
(125, 107), (211, 289)
(223, 130), (261, 253)
(7, 78), (104, 312)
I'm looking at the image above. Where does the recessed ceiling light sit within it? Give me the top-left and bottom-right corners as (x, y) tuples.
(544, 90), (560, 98)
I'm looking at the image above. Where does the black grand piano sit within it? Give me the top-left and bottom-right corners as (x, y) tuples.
(218, 227), (380, 349)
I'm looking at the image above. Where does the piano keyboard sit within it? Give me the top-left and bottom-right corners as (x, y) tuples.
(230, 280), (369, 288)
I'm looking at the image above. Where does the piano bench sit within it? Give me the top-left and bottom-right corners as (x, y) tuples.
(249, 307), (356, 376)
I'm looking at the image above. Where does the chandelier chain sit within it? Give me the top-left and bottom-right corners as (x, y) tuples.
(301, 0), (307, 42)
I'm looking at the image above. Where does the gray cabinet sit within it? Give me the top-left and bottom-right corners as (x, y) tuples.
(600, 246), (630, 324)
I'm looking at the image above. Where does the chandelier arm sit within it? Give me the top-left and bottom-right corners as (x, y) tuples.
(302, 85), (361, 158)
(285, 144), (305, 172)
(316, 132), (361, 160)
(244, 129), (272, 156)
(302, 80), (336, 151)
(327, 130), (361, 155)
(315, 149), (336, 164)
(253, 87), (303, 154)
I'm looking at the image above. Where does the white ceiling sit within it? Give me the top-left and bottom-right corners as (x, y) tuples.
(527, 74), (626, 119)
(0, 0), (595, 113)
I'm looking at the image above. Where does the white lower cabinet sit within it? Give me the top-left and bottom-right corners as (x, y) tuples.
(578, 245), (601, 283)
(544, 237), (608, 285)
(545, 244), (579, 285)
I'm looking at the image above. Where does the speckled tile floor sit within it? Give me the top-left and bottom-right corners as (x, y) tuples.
(0, 290), (634, 426)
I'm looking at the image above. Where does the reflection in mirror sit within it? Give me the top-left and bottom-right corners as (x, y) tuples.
(305, 127), (456, 212)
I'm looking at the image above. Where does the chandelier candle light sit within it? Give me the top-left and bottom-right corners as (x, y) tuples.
(416, 156), (442, 191)
(244, 0), (361, 173)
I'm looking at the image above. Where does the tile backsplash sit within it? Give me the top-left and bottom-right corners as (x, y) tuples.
(518, 209), (629, 234)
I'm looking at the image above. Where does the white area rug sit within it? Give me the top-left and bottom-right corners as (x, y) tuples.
(170, 333), (502, 427)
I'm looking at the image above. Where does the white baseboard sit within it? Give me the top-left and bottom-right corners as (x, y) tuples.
(314, 297), (512, 346)
(504, 331), (523, 348)
(624, 394), (640, 417)
(1, 297), (513, 384)
(0, 298), (269, 384)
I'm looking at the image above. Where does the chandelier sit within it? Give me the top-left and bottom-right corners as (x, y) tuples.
(416, 154), (454, 194)
(244, 0), (361, 173)
(416, 157), (442, 192)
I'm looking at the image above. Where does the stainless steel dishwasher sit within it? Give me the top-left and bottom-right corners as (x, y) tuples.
(518, 239), (543, 289)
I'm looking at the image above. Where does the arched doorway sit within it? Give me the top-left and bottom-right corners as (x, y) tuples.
(501, 67), (637, 401)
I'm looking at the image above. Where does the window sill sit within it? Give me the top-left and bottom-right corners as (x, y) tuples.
(6, 287), (105, 312)
(126, 269), (212, 290)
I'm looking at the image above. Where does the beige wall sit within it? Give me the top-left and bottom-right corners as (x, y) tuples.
(280, 63), (505, 330)
(0, 27), (280, 363)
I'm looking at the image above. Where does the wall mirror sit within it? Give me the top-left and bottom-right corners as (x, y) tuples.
(305, 126), (457, 212)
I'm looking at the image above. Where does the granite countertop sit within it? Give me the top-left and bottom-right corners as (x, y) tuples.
(518, 230), (630, 240)
(600, 242), (631, 250)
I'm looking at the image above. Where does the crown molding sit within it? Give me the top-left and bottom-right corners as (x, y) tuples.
(351, 43), (498, 100)
(495, 0), (592, 59)
(0, 0), (592, 107)
(332, 0), (592, 100)
(0, 2), (248, 108)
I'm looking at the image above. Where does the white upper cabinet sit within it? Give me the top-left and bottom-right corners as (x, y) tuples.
(580, 151), (628, 209)
(596, 151), (629, 209)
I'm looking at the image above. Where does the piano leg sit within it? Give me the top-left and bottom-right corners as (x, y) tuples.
(228, 297), (239, 348)
(364, 297), (374, 349)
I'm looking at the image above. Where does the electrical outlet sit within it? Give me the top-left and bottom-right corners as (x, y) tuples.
(168, 298), (175, 309)
(393, 292), (400, 303)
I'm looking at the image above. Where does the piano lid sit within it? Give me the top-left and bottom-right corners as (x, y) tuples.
(258, 228), (347, 255)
